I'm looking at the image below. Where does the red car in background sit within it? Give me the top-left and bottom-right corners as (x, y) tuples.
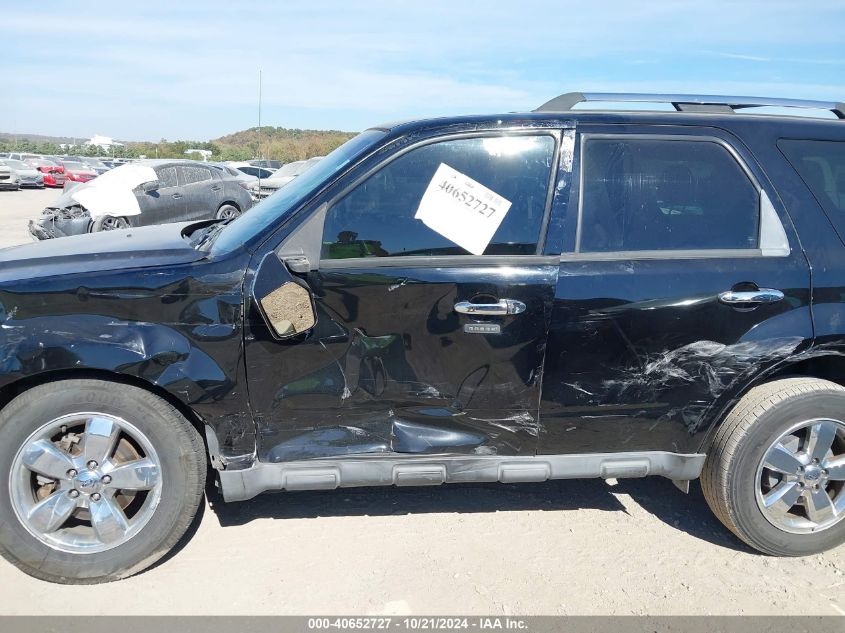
(61, 161), (97, 185)
(25, 157), (66, 188)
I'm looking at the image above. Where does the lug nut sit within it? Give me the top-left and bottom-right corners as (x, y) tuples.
(91, 493), (101, 501)
(86, 460), (98, 469)
(101, 475), (112, 485)
(67, 469), (78, 478)
(69, 490), (79, 498)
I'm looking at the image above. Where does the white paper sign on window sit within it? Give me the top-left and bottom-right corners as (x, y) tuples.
(414, 163), (513, 256)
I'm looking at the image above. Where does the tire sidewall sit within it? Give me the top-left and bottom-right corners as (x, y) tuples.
(729, 390), (845, 555)
(0, 380), (203, 582)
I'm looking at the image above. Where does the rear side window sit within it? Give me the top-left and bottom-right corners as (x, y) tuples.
(579, 137), (760, 252)
(181, 166), (213, 185)
(321, 135), (555, 259)
(154, 166), (178, 188)
(779, 139), (845, 236)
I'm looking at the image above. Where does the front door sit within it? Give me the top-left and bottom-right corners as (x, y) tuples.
(136, 165), (184, 226)
(539, 125), (813, 456)
(245, 131), (566, 462)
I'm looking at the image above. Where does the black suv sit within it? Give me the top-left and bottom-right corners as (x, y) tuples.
(1, 93), (845, 584)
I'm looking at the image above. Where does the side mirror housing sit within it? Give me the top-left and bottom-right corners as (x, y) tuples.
(253, 253), (317, 339)
(141, 180), (160, 193)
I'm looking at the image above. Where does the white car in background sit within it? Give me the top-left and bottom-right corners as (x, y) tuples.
(250, 156), (323, 199)
(0, 163), (21, 190)
(225, 161), (276, 179)
(1, 159), (45, 188)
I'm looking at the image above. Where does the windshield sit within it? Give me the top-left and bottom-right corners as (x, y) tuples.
(3, 160), (29, 170)
(211, 129), (385, 254)
(273, 161), (306, 177)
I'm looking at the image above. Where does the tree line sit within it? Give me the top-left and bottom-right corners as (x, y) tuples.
(0, 127), (356, 163)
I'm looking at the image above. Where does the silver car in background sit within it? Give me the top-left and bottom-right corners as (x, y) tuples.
(0, 159), (44, 188)
(251, 155), (323, 199)
(0, 163), (20, 190)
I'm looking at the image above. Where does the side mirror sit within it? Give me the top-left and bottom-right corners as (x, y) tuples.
(259, 282), (316, 338)
(141, 180), (160, 193)
(253, 252), (317, 339)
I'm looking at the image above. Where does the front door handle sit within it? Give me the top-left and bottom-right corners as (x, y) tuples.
(171, 193), (183, 199)
(718, 288), (784, 307)
(454, 299), (526, 316)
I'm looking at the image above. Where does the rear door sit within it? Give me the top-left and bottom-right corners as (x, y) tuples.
(539, 124), (812, 456)
(180, 164), (221, 220)
(245, 130), (568, 461)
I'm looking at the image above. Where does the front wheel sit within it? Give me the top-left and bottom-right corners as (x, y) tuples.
(215, 204), (240, 220)
(91, 215), (130, 232)
(0, 379), (206, 583)
(702, 377), (845, 556)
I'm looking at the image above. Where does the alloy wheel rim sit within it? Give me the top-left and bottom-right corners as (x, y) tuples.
(9, 413), (163, 554)
(755, 418), (845, 534)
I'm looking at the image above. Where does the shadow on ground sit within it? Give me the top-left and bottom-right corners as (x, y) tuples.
(203, 475), (753, 554)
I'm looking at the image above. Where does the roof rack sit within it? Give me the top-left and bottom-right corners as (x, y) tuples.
(535, 92), (845, 119)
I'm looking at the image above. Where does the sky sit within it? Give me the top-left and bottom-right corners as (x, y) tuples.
(2, 1), (845, 142)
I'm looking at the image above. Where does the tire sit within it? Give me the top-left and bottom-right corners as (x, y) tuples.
(702, 377), (845, 556)
(0, 379), (206, 583)
(216, 204), (240, 220)
(91, 215), (130, 232)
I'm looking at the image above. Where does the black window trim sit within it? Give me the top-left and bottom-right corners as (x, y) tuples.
(317, 128), (565, 269)
(570, 132), (790, 261)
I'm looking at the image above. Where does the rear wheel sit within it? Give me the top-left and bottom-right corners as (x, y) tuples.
(215, 204), (240, 220)
(91, 216), (130, 232)
(0, 379), (206, 583)
(702, 377), (845, 555)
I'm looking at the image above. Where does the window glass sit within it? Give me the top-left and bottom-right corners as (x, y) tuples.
(779, 139), (845, 237)
(181, 165), (212, 185)
(579, 138), (760, 252)
(321, 135), (555, 258)
(155, 166), (178, 188)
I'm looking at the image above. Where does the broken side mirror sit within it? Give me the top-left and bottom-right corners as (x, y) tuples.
(253, 252), (317, 339)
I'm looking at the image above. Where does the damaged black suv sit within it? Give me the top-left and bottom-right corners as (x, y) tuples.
(2, 92), (845, 584)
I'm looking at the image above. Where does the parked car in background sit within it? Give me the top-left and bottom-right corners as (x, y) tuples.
(25, 158), (66, 188)
(0, 164), (20, 190)
(29, 159), (254, 239)
(0, 159), (44, 188)
(5, 152), (40, 162)
(249, 158), (283, 170)
(225, 161), (275, 179)
(208, 162), (258, 200)
(251, 156), (323, 198)
(61, 161), (97, 185)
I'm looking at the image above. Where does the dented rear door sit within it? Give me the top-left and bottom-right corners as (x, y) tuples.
(246, 130), (570, 461)
(539, 124), (813, 456)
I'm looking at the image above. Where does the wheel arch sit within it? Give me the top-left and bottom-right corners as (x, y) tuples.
(0, 368), (212, 460)
(696, 349), (845, 454)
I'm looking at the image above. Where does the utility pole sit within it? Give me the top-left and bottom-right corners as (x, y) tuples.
(257, 68), (263, 195)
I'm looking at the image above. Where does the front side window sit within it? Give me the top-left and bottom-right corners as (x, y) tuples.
(154, 166), (178, 189)
(579, 137), (760, 252)
(321, 135), (556, 259)
(779, 139), (845, 238)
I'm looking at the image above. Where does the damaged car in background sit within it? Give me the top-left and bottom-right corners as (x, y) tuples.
(2, 92), (845, 585)
(29, 159), (254, 239)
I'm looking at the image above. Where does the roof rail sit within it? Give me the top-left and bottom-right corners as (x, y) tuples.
(535, 92), (845, 119)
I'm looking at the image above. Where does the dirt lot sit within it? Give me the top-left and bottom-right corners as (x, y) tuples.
(0, 188), (843, 615)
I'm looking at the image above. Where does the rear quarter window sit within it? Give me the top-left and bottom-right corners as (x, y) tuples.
(779, 139), (845, 239)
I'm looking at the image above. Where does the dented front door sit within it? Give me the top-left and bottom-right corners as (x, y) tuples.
(245, 131), (565, 462)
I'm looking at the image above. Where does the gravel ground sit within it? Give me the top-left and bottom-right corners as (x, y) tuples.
(0, 188), (843, 615)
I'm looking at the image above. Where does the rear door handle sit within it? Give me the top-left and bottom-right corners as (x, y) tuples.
(171, 193), (183, 199)
(718, 289), (784, 307)
(454, 299), (526, 316)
